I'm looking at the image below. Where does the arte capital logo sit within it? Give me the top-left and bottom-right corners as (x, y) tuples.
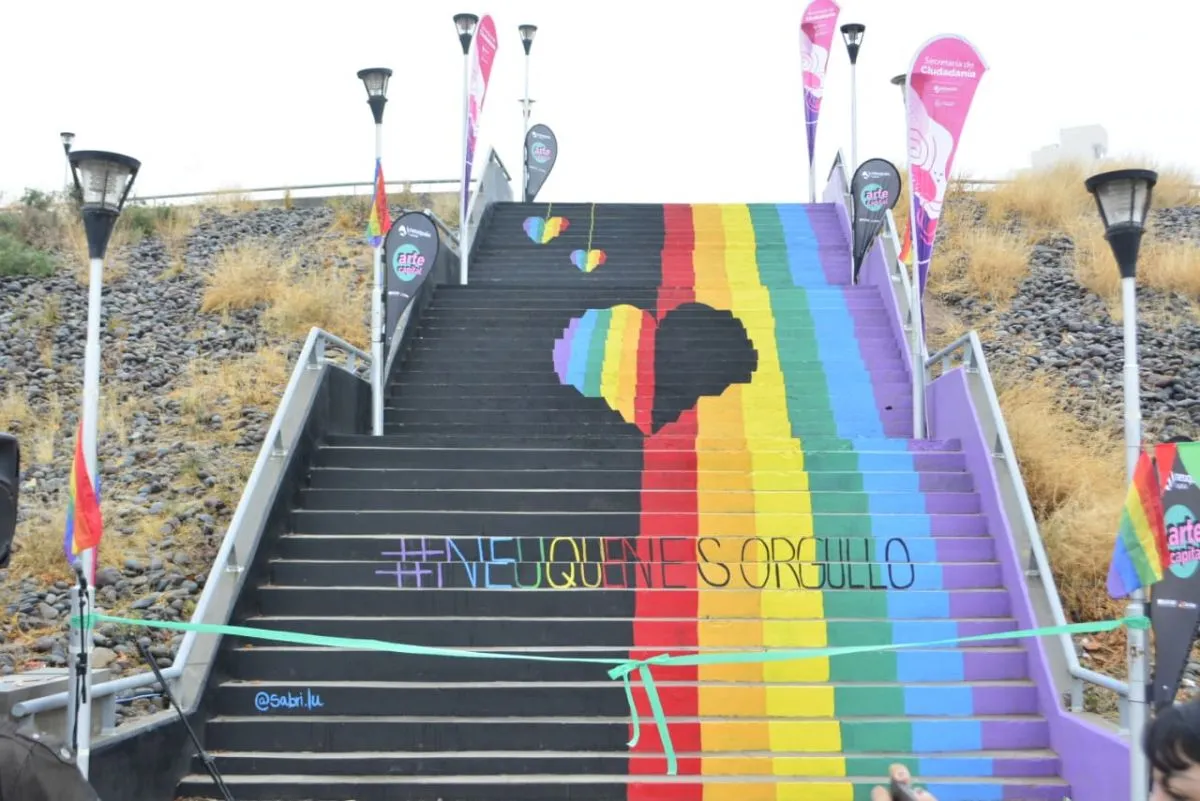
(1166, 504), (1200, 579)
(532, 143), (553, 164)
(859, 183), (891, 213)
(392, 243), (426, 282)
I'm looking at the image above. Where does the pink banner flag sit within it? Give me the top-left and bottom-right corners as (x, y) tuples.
(461, 14), (499, 223)
(800, 0), (841, 196)
(904, 34), (988, 304)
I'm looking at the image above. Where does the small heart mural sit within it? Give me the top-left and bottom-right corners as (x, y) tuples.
(523, 216), (570, 244)
(552, 302), (757, 434)
(570, 249), (607, 273)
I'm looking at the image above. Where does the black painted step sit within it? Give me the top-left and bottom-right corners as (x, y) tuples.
(304, 467), (966, 492)
(238, 616), (637, 645)
(173, 775), (626, 801)
(297, 487), (640, 513)
(309, 446), (969, 472)
(254, 587), (1012, 619)
(204, 716), (633, 752)
(288, 509), (989, 537)
(189, 750), (637, 778)
(214, 681), (631, 718)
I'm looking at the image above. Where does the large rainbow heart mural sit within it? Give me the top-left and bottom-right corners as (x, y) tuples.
(523, 216), (570, 244)
(552, 303), (757, 434)
(569, 249), (607, 273)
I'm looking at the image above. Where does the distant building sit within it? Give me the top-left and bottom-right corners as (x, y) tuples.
(1030, 125), (1109, 170)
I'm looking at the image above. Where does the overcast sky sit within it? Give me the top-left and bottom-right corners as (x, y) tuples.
(1, 0), (1194, 204)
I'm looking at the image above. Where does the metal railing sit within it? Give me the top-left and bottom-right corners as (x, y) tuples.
(826, 152), (1129, 723)
(128, 178), (470, 206)
(12, 328), (372, 729)
(925, 333), (1130, 722)
(13, 149), (516, 735)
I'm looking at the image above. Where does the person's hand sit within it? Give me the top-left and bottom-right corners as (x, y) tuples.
(869, 763), (937, 801)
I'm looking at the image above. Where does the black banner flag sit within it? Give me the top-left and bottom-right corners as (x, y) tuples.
(524, 124), (558, 202)
(1152, 438), (1200, 710)
(383, 211), (440, 347)
(849, 158), (902, 283)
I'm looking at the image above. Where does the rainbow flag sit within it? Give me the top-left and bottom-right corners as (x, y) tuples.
(898, 220), (913, 267)
(63, 420), (103, 576)
(1107, 449), (1168, 598)
(365, 159), (390, 248)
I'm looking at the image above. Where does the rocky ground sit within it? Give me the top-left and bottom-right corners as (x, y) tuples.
(2, 197), (1198, 728)
(0, 203), (356, 723)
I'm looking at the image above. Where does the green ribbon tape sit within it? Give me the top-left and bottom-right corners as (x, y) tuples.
(78, 612), (1149, 777)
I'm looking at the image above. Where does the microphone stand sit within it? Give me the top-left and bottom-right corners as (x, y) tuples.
(137, 642), (235, 801)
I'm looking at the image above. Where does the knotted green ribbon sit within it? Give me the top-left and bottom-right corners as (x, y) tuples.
(74, 612), (1148, 776)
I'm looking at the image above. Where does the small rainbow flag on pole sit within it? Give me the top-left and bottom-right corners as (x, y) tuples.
(899, 221), (913, 267)
(1107, 448), (1168, 598)
(366, 159), (391, 248)
(63, 420), (103, 579)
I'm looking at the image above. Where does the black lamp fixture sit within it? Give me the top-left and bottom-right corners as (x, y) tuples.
(891, 73), (906, 93)
(454, 13), (479, 55)
(519, 24), (538, 55)
(68, 150), (141, 260)
(840, 23), (865, 64)
(1084, 169), (1158, 279)
(356, 67), (393, 125)
(60, 131), (76, 155)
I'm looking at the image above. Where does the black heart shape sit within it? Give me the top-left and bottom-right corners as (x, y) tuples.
(652, 302), (758, 433)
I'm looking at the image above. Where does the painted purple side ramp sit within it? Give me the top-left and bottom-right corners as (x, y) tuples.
(822, 159), (1130, 800)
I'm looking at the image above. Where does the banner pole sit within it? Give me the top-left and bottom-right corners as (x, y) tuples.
(808, 166), (816, 204)
(522, 53), (531, 202)
(371, 123), (385, 437)
(459, 52), (470, 286)
(1122, 274), (1150, 799)
(849, 61), (858, 172)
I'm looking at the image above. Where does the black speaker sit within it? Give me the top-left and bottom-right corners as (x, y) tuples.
(0, 433), (19, 569)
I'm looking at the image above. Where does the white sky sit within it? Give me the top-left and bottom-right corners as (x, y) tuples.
(1, 0), (1195, 204)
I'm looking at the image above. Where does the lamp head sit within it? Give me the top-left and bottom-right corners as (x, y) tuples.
(60, 131), (76, 153)
(840, 23), (865, 64)
(519, 24), (538, 55)
(454, 13), (479, 54)
(68, 149), (141, 260)
(1084, 168), (1158, 280)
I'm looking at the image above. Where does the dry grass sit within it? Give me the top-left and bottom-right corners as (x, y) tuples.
(926, 204), (1034, 306)
(201, 188), (256, 214)
(173, 347), (291, 437)
(200, 242), (295, 313)
(200, 238), (369, 347)
(1071, 216), (1200, 303)
(155, 205), (199, 276)
(997, 372), (1128, 621)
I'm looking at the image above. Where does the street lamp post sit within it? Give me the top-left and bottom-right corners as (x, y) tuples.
(518, 24), (538, 201)
(840, 24), (865, 170)
(60, 132), (75, 196)
(65, 149), (140, 779)
(891, 71), (925, 440)
(1084, 167), (1158, 801)
(356, 67), (393, 438)
(454, 12), (479, 285)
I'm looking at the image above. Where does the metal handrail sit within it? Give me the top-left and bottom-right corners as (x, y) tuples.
(925, 333), (1130, 715)
(128, 178), (470, 204)
(12, 327), (371, 723)
(826, 151), (1128, 719)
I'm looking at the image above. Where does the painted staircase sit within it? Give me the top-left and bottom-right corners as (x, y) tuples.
(178, 201), (1069, 801)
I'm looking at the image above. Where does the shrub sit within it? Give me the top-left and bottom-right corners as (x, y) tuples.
(0, 233), (54, 277)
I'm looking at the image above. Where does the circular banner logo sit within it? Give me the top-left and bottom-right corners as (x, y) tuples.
(392, 243), (426, 282)
(859, 182), (891, 213)
(1166, 503), (1200, 579)
(532, 143), (553, 164)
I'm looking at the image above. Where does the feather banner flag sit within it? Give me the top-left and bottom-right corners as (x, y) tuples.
(1107, 448), (1168, 598)
(63, 420), (103, 577)
(366, 159), (390, 248)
